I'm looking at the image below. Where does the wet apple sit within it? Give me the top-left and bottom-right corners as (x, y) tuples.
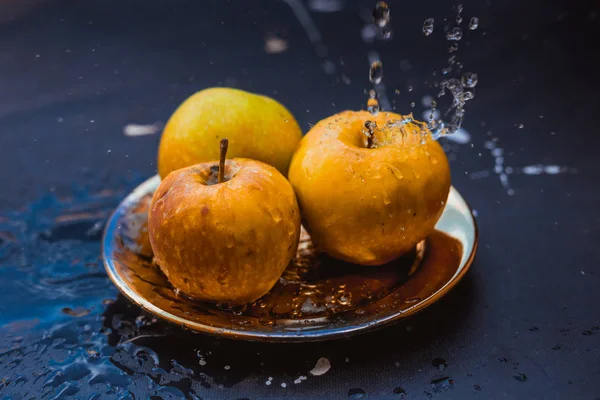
(288, 110), (450, 266)
(149, 139), (301, 303)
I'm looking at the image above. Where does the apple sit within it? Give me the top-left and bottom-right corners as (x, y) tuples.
(288, 110), (450, 266)
(149, 139), (301, 303)
(158, 87), (302, 178)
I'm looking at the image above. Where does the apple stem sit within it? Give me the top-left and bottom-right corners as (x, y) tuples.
(218, 138), (229, 183)
(364, 121), (376, 149)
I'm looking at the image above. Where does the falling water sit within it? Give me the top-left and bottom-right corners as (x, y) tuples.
(422, 4), (480, 139)
(366, 2), (479, 143)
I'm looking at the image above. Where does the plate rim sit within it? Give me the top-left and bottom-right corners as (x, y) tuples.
(102, 175), (478, 342)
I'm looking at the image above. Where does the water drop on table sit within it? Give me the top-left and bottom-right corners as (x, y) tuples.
(373, 1), (390, 27)
(513, 373), (528, 382)
(348, 388), (367, 399)
(469, 17), (479, 30)
(393, 387), (407, 398)
(446, 27), (463, 41)
(423, 18), (434, 36)
(369, 60), (383, 84)
(432, 357), (447, 370)
(430, 376), (454, 392)
(310, 357), (331, 376)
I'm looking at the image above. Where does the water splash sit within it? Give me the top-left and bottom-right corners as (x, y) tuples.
(372, 1), (390, 27)
(369, 60), (383, 85)
(469, 17), (479, 30)
(446, 27), (463, 41)
(420, 5), (480, 139)
(423, 18), (434, 36)
(367, 89), (380, 114)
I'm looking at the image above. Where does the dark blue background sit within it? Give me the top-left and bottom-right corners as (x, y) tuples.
(0, 0), (598, 398)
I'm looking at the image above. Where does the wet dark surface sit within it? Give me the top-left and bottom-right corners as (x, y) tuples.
(1, 0), (599, 398)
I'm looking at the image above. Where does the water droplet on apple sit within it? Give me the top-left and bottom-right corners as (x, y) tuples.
(383, 192), (391, 205)
(389, 165), (404, 180)
(272, 208), (283, 223)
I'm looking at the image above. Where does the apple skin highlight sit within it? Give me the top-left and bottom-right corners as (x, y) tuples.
(288, 110), (451, 266)
(148, 158), (301, 303)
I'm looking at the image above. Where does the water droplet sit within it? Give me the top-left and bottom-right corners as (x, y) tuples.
(410, 102), (415, 108)
(348, 388), (367, 399)
(310, 357), (331, 376)
(367, 91), (380, 114)
(407, 85), (413, 92)
(474, 384), (482, 391)
(446, 27), (463, 41)
(405, 297), (420, 304)
(462, 90), (474, 101)
(513, 373), (528, 382)
(369, 60), (383, 84)
(423, 18), (435, 36)
(430, 377), (454, 392)
(393, 387), (407, 398)
(448, 42), (459, 52)
(461, 72), (478, 88)
(258, 318), (274, 326)
(432, 358), (447, 370)
(373, 2), (390, 28)
(469, 17), (479, 30)
(381, 26), (393, 40)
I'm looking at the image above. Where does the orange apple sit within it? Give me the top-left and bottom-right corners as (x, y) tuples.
(288, 111), (450, 266)
(149, 139), (301, 303)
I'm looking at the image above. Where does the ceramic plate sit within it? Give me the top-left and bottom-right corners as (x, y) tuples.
(102, 175), (477, 342)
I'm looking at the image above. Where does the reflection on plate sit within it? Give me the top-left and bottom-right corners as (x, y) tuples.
(102, 175), (477, 342)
